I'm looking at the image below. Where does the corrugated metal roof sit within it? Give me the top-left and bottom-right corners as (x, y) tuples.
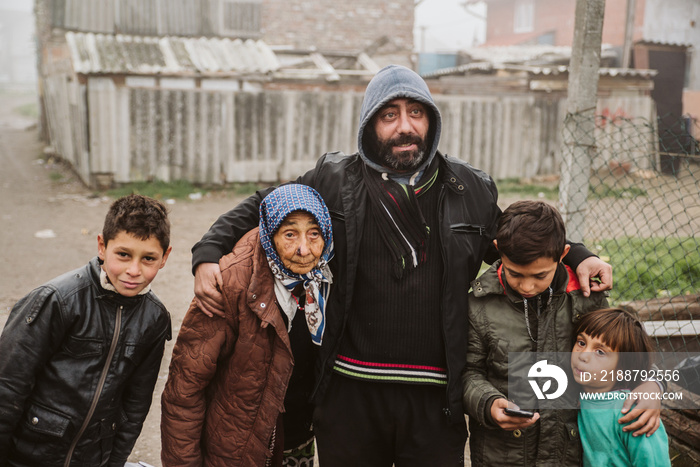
(66, 32), (280, 76)
(420, 44), (659, 79)
(421, 56), (658, 79)
(423, 63), (657, 79)
(598, 67), (658, 78)
(634, 40), (693, 49)
(459, 44), (618, 65)
(462, 45), (577, 64)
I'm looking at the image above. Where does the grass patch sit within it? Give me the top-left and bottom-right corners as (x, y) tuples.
(49, 171), (64, 182)
(104, 180), (264, 200)
(590, 183), (648, 199)
(496, 178), (559, 200)
(494, 178), (649, 201)
(106, 180), (206, 200)
(592, 237), (699, 303)
(231, 182), (265, 195)
(14, 102), (38, 119)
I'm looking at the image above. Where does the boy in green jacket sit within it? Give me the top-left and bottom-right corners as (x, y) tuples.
(462, 200), (660, 466)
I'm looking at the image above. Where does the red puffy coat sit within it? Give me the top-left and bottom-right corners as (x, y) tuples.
(161, 228), (293, 466)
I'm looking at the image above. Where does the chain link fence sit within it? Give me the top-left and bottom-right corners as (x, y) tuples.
(560, 112), (700, 466)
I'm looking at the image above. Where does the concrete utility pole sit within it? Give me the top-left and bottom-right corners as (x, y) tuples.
(559, 0), (606, 243)
(622, 0), (636, 68)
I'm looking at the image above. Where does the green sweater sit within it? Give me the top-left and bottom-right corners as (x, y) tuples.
(578, 391), (671, 467)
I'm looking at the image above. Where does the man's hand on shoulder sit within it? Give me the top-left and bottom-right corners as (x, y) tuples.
(193, 262), (225, 318)
(575, 256), (613, 297)
(619, 381), (662, 437)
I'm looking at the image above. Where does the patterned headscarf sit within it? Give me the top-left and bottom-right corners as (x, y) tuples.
(259, 184), (334, 345)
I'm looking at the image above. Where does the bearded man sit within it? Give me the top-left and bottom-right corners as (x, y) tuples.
(190, 65), (613, 466)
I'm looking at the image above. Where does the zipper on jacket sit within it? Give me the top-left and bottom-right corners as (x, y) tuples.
(310, 174), (357, 402)
(64, 305), (123, 467)
(436, 184), (453, 421)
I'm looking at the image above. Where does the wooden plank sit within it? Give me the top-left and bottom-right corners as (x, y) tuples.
(623, 294), (700, 321)
(209, 92), (222, 184)
(662, 383), (700, 454)
(88, 77), (116, 175)
(157, 89), (171, 182)
(197, 91), (209, 183)
(114, 85), (129, 182)
(146, 89), (157, 179)
(184, 91), (196, 181)
(171, 91), (184, 181)
(642, 320), (700, 337)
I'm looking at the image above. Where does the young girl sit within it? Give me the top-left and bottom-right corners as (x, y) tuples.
(571, 307), (671, 467)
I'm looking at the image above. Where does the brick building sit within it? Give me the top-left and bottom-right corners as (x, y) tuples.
(35, 0), (415, 71)
(477, 0), (645, 48)
(472, 0), (700, 127)
(261, 0), (414, 68)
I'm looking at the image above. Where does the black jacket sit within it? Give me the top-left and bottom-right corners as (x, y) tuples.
(192, 151), (594, 423)
(0, 257), (171, 467)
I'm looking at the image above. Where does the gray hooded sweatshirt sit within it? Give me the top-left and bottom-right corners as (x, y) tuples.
(357, 64), (443, 184)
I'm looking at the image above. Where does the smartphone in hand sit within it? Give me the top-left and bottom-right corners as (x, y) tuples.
(504, 407), (535, 418)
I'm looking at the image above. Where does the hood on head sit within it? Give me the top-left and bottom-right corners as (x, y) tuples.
(358, 65), (442, 176)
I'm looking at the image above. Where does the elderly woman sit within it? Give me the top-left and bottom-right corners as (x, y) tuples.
(161, 184), (333, 467)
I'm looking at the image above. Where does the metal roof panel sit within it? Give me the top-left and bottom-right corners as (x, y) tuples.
(65, 32), (280, 76)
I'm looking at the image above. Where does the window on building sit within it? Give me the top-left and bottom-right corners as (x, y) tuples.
(220, 0), (262, 38)
(514, 0), (534, 34)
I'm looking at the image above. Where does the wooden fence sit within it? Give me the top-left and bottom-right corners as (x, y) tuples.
(41, 77), (656, 187)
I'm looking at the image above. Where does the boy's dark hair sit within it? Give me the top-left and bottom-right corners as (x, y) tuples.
(574, 307), (655, 389)
(102, 195), (170, 253)
(496, 200), (566, 265)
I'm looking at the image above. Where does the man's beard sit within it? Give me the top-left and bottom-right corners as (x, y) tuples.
(375, 134), (428, 172)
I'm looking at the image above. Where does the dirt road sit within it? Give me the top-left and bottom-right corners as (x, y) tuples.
(0, 90), (248, 466)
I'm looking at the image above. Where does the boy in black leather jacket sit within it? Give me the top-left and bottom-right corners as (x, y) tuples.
(0, 194), (172, 467)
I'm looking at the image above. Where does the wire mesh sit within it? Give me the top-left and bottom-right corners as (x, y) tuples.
(560, 112), (700, 465)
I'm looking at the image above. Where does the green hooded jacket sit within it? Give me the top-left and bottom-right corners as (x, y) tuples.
(463, 260), (608, 466)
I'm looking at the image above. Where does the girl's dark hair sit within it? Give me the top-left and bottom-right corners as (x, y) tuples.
(102, 194), (170, 253)
(574, 307), (655, 389)
(496, 200), (566, 264)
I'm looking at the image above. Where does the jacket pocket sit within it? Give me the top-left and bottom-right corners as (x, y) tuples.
(450, 223), (487, 236)
(562, 421), (582, 463)
(449, 223), (490, 264)
(21, 402), (71, 437)
(122, 342), (145, 366)
(62, 335), (103, 358)
(329, 209), (345, 222)
(487, 338), (510, 382)
(99, 409), (127, 464)
(12, 404), (72, 467)
(471, 425), (527, 466)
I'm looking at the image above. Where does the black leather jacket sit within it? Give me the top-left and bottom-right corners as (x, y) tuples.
(193, 151), (592, 423)
(0, 257), (171, 467)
